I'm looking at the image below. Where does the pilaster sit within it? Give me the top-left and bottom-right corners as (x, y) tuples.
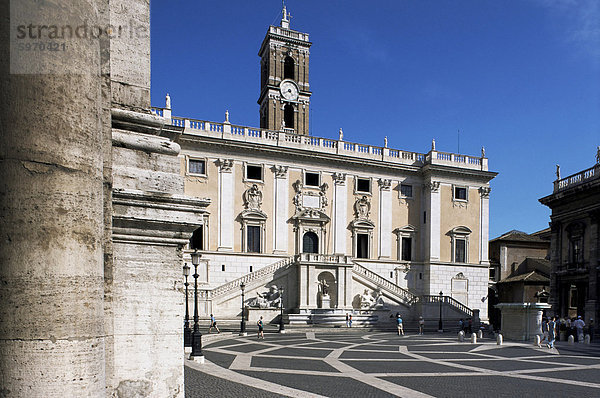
(479, 186), (491, 265)
(273, 166), (289, 253)
(332, 172), (347, 254)
(217, 159), (234, 251)
(378, 178), (392, 258)
(426, 181), (441, 261)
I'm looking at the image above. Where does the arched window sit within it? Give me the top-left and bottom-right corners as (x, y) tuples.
(189, 226), (204, 250)
(302, 232), (319, 254)
(284, 104), (294, 129)
(284, 56), (295, 80)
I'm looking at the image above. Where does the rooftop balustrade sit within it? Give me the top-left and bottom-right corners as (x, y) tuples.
(554, 164), (599, 193)
(151, 107), (489, 171)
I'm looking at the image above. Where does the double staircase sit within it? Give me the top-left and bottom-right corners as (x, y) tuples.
(201, 255), (475, 325)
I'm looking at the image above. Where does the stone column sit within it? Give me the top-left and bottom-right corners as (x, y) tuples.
(217, 159), (234, 251)
(479, 187), (491, 264)
(332, 173), (347, 254)
(378, 179), (392, 258)
(586, 211), (599, 324)
(0, 1), (108, 395)
(549, 221), (561, 315)
(273, 166), (289, 253)
(298, 263), (309, 309)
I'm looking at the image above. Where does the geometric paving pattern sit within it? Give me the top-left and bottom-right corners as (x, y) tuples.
(186, 331), (600, 397)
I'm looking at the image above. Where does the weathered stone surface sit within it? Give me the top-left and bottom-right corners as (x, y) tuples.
(0, 1), (109, 396)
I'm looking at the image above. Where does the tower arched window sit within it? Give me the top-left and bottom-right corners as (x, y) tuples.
(302, 232), (319, 254)
(284, 56), (295, 80)
(284, 104), (294, 129)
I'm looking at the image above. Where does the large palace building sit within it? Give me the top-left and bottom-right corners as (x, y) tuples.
(153, 7), (497, 325)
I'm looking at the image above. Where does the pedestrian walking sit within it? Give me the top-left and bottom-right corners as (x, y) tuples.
(208, 313), (220, 333)
(574, 316), (585, 343)
(346, 313), (350, 328)
(349, 314), (352, 328)
(459, 318), (464, 332)
(547, 316), (556, 349)
(539, 317), (549, 347)
(396, 314), (404, 336)
(418, 316), (425, 335)
(257, 316), (264, 339)
(589, 319), (594, 342)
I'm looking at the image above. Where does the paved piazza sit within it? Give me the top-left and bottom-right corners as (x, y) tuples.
(186, 331), (600, 397)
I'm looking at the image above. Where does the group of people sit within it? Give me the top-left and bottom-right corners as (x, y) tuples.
(539, 315), (588, 348)
(394, 314), (425, 335)
(458, 318), (473, 334)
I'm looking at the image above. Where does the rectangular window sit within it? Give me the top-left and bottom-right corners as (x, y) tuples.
(247, 225), (261, 253)
(221, 264), (225, 272)
(400, 184), (413, 198)
(571, 238), (582, 263)
(188, 159), (206, 175)
(455, 238), (466, 263)
(250, 266), (253, 272)
(356, 233), (369, 258)
(489, 267), (497, 282)
(305, 172), (320, 187)
(423, 211), (427, 224)
(401, 237), (412, 261)
(356, 178), (371, 193)
(454, 186), (467, 201)
(246, 165), (263, 181)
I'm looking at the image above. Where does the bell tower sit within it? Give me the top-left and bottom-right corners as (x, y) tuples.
(258, 5), (312, 135)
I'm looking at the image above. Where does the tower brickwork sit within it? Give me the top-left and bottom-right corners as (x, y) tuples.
(258, 6), (312, 135)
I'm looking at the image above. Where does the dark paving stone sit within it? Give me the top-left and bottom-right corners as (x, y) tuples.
(342, 360), (464, 374)
(339, 350), (414, 360)
(239, 370), (397, 398)
(267, 347), (332, 358)
(185, 366), (281, 398)
(408, 344), (480, 352)
(223, 343), (272, 353)
(251, 356), (340, 372)
(203, 351), (236, 369)
(446, 359), (553, 372)
(301, 341), (350, 349)
(382, 375), (600, 397)
(266, 339), (309, 346)
(418, 352), (483, 360)
(530, 368), (600, 384)
(352, 343), (401, 352)
(204, 338), (246, 349)
(482, 347), (549, 358)
(528, 356), (600, 366)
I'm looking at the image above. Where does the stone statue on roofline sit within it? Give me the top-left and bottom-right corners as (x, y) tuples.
(556, 164), (561, 180)
(596, 146), (600, 164)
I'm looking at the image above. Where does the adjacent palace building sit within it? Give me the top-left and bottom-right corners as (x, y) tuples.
(153, 8), (497, 325)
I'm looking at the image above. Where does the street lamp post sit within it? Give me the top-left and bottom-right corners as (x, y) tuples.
(183, 263), (192, 348)
(239, 282), (247, 336)
(279, 286), (285, 333)
(438, 291), (444, 333)
(190, 251), (203, 361)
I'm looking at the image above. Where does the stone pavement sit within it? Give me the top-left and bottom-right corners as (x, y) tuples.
(185, 329), (600, 397)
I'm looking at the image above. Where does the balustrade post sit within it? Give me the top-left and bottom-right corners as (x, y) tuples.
(184, 118), (190, 129)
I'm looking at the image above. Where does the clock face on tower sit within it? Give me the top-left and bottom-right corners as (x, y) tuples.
(280, 79), (299, 101)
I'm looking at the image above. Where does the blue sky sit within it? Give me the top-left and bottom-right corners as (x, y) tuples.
(150, 1), (599, 240)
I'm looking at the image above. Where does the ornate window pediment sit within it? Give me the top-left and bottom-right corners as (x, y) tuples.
(350, 218), (375, 229)
(449, 226), (471, 263)
(394, 225), (417, 262)
(451, 226), (472, 235)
